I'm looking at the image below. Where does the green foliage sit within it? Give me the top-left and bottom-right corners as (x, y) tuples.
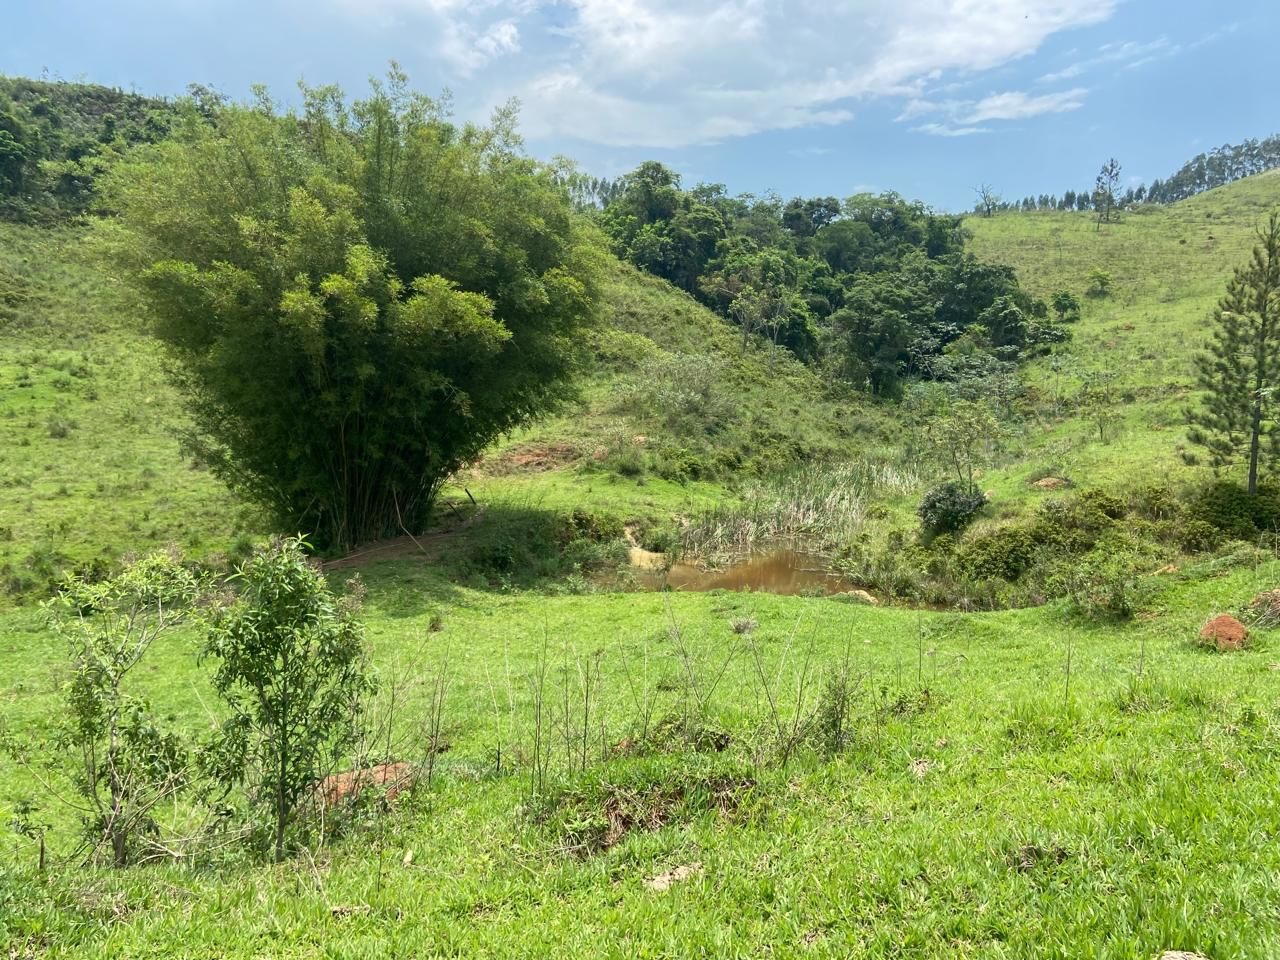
(0, 76), (178, 221)
(1187, 479), (1280, 539)
(917, 481), (987, 537)
(45, 551), (201, 864)
(446, 504), (627, 592)
(623, 352), (733, 432)
(1093, 158), (1122, 228)
(1086, 267), (1115, 296)
(1045, 533), (1159, 620)
(1186, 212), (1280, 493)
(1051, 289), (1081, 322)
(99, 73), (600, 549)
(919, 398), (1002, 491)
(956, 525), (1039, 583)
(202, 536), (373, 861)
(599, 168), (1055, 395)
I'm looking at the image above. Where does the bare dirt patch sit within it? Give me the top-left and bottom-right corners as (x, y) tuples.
(316, 762), (414, 807)
(323, 511), (480, 571)
(645, 862), (703, 891)
(482, 442), (579, 475)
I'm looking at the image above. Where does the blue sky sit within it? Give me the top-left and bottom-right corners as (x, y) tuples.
(4, 1), (1275, 210)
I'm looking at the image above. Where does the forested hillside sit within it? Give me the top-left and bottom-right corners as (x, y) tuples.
(588, 162), (1067, 398)
(0, 76), (182, 221)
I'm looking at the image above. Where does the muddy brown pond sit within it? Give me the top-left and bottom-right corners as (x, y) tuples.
(630, 546), (852, 596)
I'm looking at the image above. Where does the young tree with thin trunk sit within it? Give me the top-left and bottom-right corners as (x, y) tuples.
(1187, 211), (1280, 494)
(1093, 158), (1122, 230)
(202, 537), (374, 861)
(48, 552), (200, 865)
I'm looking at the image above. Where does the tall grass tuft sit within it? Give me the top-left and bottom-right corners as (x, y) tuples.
(680, 460), (922, 563)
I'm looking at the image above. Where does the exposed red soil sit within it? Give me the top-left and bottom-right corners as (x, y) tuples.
(1199, 614), (1249, 652)
(315, 762), (414, 807)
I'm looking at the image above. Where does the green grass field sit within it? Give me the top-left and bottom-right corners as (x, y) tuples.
(967, 169), (1280, 497)
(4, 173), (1280, 958)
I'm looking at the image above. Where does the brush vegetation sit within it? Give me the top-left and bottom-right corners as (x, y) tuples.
(3, 77), (1280, 959)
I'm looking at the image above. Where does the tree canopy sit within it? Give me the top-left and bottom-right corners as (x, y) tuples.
(99, 71), (600, 549)
(597, 163), (1057, 397)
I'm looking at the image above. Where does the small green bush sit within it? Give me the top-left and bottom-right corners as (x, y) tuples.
(1028, 489), (1123, 553)
(918, 482), (987, 537)
(1188, 480), (1280, 540)
(565, 509), (625, 544)
(956, 525), (1038, 582)
(1045, 535), (1159, 620)
(1128, 484), (1183, 522)
(1178, 518), (1221, 553)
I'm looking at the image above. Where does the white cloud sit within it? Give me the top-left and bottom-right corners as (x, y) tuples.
(964, 88), (1088, 122)
(1037, 36), (1179, 83)
(335, 0), (1118, 146)
(332, 0), (524, 74)
(912, 122), (992, 137)
(901, 86), (1087, 135)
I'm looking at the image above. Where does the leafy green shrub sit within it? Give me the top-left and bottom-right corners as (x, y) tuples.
(598, 439), (646, 479)
(624, 352), (734, 433)
(1075, 489), (1127, 520)
(956, 525), (1038, 582)
(565, 509), (625, 544)
(1027, 490), (1123, 553)
(44, 551), (202, 865)
(1188, 480), (1280, 539)
(1045, 536), (1158, 620)
(1128, 484), (1183, 522)
(202, 537), (374, 862)
(1179, 518), (1221, 553)
(1051, 290), (1081, 322)
(918, 482), (987, 537)
(459, 506), (628, 587)
(588, 328), (657, 370)
(1086, 267), (1114, 297)
(652, 444), (714, 483)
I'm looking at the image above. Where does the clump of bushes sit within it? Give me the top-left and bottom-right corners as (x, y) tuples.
(917, 482), (987, 538)
(457, 505), (629, 588)
(851, 483), (1216, 615)
(1187, 480), (1280, 541)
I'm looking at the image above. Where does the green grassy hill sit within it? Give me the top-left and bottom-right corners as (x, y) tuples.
(0, 220), (867, 597)
(5, 175), (1280, 958)
(968, 168), (1280, 495)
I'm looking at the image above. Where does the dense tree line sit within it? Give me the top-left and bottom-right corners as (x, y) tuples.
(596, 161), (1066, 397)
(0, 76), (187, 221)
(982, 134), (1280, 216)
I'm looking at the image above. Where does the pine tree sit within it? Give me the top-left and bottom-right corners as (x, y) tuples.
(1093, 158), (1121, 229)
(1187, 212), (1280, 494)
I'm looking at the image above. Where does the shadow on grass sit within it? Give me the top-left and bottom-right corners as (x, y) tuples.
(345, 496), (630, 619)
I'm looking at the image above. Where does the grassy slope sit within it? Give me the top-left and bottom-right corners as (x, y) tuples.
(967, 169), (1280, 503)
(0, 224), (249, 586)
(4, 182), (1280, 957)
